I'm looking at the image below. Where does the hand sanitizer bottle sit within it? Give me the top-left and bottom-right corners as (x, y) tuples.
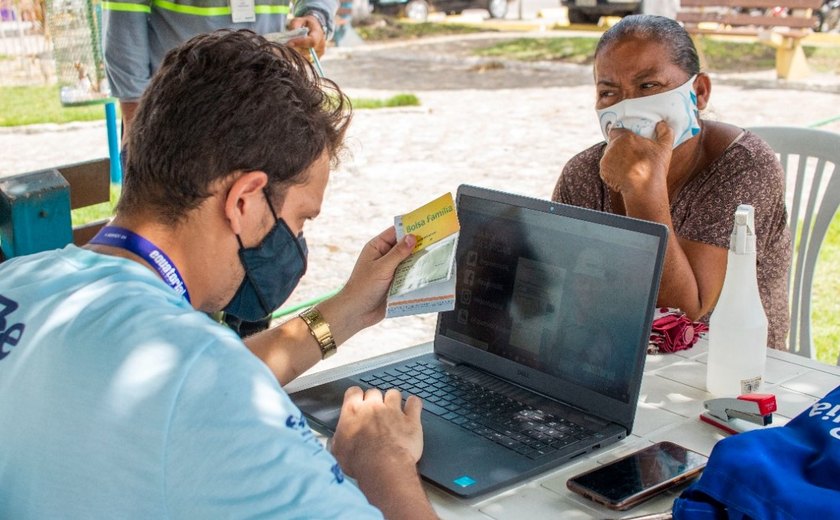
(706, 205), (768, 397)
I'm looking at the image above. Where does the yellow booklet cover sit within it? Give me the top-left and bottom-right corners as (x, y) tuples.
(395, 192), (459, 253)
(387, 193), (460, 318)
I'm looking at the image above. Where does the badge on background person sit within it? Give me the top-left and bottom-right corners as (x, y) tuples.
(230, 0), (256, 23)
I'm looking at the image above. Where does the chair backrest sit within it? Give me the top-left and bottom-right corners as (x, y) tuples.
(749, 126), (840, 360)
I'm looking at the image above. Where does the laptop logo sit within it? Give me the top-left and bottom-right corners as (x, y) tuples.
(453, 475), (476, 488)
(516, 368), (529, 378)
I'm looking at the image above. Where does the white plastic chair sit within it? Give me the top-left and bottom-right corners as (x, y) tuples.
(749, 126), (840, 360)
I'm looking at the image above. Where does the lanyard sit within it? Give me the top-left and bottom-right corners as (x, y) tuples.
(89, 225), (191, 303)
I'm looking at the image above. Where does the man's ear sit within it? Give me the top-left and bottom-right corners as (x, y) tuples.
(224, 171), (269, 235)
(694, 73), (711, 111)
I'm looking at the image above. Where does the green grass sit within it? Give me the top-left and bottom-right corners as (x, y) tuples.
(70, 185), (121, 228)
(693, 38), (777, 71)
(474, 36), (598, 64)
(355, 17), (490, 41)
(1, 86), (422, 127)
(473, 36), (840, 74)
(352, 93), (420, 109)
(0, 85), (112, 127)
(695, 38), (840, 74)
(811, 212), (840, 365)
(805, 46), (840, 74)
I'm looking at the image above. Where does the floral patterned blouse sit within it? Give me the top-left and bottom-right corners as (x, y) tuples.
(553, 130), (791, 350)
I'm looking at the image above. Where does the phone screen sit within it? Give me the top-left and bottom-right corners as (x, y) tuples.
(567, 441), (707, 510)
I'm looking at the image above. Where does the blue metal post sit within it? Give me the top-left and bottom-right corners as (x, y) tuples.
(105, 102), (122, 185)
(0, 170), (73, 259)
(333, 0), (364, 47)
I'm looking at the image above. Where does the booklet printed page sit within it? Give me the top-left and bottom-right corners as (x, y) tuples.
(386, 193), (459, 318)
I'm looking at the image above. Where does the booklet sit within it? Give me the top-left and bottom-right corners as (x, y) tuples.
(386, 193), (460, 318)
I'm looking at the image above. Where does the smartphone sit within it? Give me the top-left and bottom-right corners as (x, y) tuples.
(566, 441), (708, 511)
(263, 27), (309, 45)
(262, 27), (324, 76)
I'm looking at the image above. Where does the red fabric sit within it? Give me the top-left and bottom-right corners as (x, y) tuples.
(648, 307), (708, 354)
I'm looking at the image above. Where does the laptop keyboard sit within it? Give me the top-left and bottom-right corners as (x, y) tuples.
(358, 360), (593, 460)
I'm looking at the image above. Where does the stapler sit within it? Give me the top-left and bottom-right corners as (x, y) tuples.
(699, 393), (777, 434)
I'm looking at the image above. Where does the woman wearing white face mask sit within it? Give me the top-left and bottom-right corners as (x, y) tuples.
(553, 15), (791, 350)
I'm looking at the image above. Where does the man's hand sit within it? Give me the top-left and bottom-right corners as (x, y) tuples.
(599, 120), (674, 198)
(331, 227), (416, 332)
(332, 387), (424, 477)
(252, 228), (413, 386)
(331, 387), (436, 519)
(287, 15), (327, 58)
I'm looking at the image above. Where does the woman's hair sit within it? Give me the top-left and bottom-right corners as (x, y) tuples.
(118, 29), (352, 222)
(594, 15), (700, 76)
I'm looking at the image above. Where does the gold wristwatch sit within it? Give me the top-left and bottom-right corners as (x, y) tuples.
(299, 307), (336, 360)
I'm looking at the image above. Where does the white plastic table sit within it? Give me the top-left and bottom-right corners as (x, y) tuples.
(285, 339), (840, 519)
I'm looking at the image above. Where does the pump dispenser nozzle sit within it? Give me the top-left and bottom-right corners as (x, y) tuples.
(730, 204), (756, 255)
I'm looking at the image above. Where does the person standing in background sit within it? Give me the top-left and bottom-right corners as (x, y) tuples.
(103, 0), (337, 137)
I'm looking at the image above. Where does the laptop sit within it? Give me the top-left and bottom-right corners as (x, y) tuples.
(291, 184), (668, 498)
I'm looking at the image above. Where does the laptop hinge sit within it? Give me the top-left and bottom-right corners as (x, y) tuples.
(437, 356), (457, 367)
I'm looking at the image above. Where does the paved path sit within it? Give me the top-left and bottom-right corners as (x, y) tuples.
(3, 33), (840, 375)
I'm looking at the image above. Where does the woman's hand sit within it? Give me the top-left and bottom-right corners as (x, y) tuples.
(599, 121), (674, 200)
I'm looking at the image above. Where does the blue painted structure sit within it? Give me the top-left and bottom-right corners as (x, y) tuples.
(0, 170), (73, 259)
(105, 102), (123, 185)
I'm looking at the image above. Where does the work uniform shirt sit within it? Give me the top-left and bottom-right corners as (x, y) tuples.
(102, 0), (337, 100)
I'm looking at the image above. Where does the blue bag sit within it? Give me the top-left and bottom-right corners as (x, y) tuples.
(673, 385), (840, 520)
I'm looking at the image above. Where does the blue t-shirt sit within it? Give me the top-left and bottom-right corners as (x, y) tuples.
(0, 245), (382, 519)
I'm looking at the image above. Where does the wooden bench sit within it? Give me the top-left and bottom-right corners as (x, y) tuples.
(0, 158), (111, 262)
(677, 0), (823, 80)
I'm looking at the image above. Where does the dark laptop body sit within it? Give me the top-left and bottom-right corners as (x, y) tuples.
(291, 185), (668, 498)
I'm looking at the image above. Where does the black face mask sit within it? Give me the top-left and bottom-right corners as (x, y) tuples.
(223, 192), (308, 321)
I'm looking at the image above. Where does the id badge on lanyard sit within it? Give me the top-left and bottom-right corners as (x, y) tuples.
(230, 0), (256, 23)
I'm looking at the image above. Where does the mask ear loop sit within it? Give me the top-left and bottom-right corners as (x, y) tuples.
(230, 190), (279, 320)
(233, 233), (275, 320)
(263, 187), (308, 275)
(263, 188), (281, 221)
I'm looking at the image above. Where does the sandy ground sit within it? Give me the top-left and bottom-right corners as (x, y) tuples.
(3, 33), (840, 375)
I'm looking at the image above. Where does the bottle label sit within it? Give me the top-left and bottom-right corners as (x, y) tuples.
(741, 376), (762, 394)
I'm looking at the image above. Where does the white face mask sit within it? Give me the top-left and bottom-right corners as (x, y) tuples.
(596, 75), (701, 149)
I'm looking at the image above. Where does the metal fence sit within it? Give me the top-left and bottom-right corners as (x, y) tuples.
(45, 0), (109, 104)
(0, 0), (53, 86)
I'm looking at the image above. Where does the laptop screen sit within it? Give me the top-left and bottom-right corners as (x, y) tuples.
(438, 187), (664, 404)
